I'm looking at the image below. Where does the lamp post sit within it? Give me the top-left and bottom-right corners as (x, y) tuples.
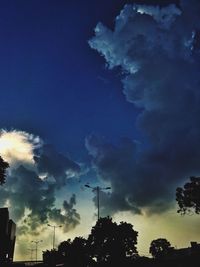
(47, 224), (62, 249)
(85, 184), (111, 220)
(27, 248), (34, 261)
(31, 240), (43, 262)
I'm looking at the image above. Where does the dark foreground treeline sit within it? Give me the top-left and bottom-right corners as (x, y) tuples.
(3, 217), (200, 267)
(42, 217), (200, 267)
(40, 254), (200, 267)
(3, 254), (200, 267)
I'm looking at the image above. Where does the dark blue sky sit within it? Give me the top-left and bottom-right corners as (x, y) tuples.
(2, 0), (200, 260)
(0, 0), (142, 159)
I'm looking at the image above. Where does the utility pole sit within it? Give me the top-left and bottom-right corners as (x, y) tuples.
(28, 248), (34, 261)
(47, 224), (62, 249)
(31, 240), (43, 262)
(85, 184), (111, 220)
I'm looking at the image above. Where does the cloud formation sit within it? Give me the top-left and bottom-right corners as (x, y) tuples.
(0, 130), (81, 237)
(49, 194), (80, 233)
(0, 129), (42, 168)
(88, 1), (200, 215)
(34, 144), (80, 187)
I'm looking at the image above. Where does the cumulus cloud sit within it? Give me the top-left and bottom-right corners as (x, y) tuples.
(0, 130), (81, 238)
(34, 144), (80, 187)
(49, 194), (80, 233)
(88, 1), (200, 215)
(0, 129), (42, 168)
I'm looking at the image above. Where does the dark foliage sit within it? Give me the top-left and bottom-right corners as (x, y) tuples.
(0, 156), (9, 185)
(43, 249), (61, 266)
(176, 176), (200, 215)
(43, 237), (90, 267)
(58, 239), (71, 258)
(43, 217), (138, 266)
(58, 237), (90, 267)
(149, 238), (172, 259)
(87, 217), (138, 264)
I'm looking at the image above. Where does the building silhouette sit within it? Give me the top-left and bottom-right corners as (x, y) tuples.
(0, 208), (16, 263)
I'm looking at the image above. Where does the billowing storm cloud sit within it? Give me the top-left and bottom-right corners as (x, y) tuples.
(34, 144), (80, 187)
(88, 1), (200, 215)
(49, 194), (80, 233)
(0, 130), (81, 236)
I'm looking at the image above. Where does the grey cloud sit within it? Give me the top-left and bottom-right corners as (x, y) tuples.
(34, 144), (81, 187)
(86, 135), (173, 215)
(49, 194), (80, 233)
(88, 1), (200, 215)
(0, 145), (81, 236)
(3, 165), (49, 222)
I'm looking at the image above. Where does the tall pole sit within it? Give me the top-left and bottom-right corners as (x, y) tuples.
(36, 243), (37, 262)
(28, 248), (34, 261)
(48, 224), (62, 249)
(97, 186), (100, 220)
(53, 226), (55, 249)
(31, 240), (43, 262)
(85, 184), (111, 221)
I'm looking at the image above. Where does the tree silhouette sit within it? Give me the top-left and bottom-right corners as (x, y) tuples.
(0, 156), (9, 185)
(58, 237), (90, 267)
(87, 217), (138, 264)
(149, 238), (172, 259)
(176, 176), (200, 215)
(44, 217), (138, 266)
(43, 249), (61, 265)
(58, 239), (71, 258)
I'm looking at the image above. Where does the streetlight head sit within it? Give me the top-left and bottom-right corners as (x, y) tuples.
(106, 187), (111, 190)
(85, 184), (90, 188)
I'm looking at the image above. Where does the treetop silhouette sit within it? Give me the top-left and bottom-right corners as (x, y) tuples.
(87, 216), (138, 263)
(176, 176), (200, 215)
(0, 156), (9, 185)
(149, 238), (172, 259)
(43, 216), (138, 266)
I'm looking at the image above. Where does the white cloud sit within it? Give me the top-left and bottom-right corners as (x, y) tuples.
(0, 129), (42, 168)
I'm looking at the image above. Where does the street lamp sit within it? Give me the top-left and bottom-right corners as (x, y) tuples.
(31, 240), (43, 262)
(47, 224), (62, 249)
(27, 248), (34, 261)
(85, 184), (111, 220)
